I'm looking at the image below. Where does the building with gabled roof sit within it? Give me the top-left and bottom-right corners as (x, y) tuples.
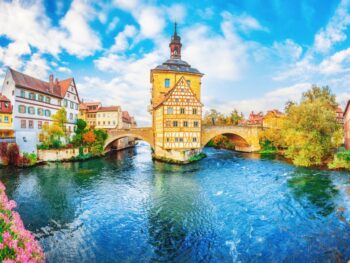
(1, 67), (80, 153)
(0, 94), (14, 141)
(150, 24), (204, 162)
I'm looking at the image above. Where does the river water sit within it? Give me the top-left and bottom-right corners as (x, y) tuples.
(1, 143), (350, 262)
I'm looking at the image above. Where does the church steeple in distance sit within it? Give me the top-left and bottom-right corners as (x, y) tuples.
(169, 22), (182, 59)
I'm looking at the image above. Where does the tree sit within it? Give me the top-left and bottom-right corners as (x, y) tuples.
(203, 109), (225, 126)
(93, 129), (108, 145)
(282, 87), (341, 166)
(40, 122), (64, 148)
(226, 109), (243, 125)
(83, 130), (96, 144)
(52, 107), (68, 130)
(75, 119), (87, 134)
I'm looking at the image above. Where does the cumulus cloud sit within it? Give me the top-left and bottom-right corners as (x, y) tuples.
(58, 66), (73, 75)
(110, 25), (137, 52)
(23, 53), (50, 80)
(314, 0), (350, 53)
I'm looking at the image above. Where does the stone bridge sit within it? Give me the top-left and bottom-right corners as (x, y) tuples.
(104, 127), (154, 151)
(201, 126), (261, 152)
(105, 125), (261, 152)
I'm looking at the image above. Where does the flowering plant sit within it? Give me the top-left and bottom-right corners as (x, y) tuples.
(0, 181), (44, 262)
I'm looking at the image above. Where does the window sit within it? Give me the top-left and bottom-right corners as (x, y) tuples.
(175, 98), (179, 102)
(0, 117), (2, 122)
(28, 107), (35, 115)
(98, 121), (100, 125)
(70, 102), (74, 109)
(180, 108), (185, 114)
(166, 137), (170, 142)
(179, 137), (183, 142)
(187, 80), (191, 87)
(4, 103), (8, 108)
(75, 103), (78, 110)
(173, 121), (178, 127)
(164, 79), (170, 88)
(192, 108), (197, 114)
(165, 121), (171, 127)
(29, 120), (33, 129)
(74, 96), (76, 100)
(29, 93), (36, 100)
(20, 90), (25, 98)
(194, 121), (199, 127)
(37, 108), (43, 116)
(69, 113), (73, 120)
(64, 99), (68, 107)
(175, 137), (179, 142)
(108, 121), (110, 125)
(167, 107), (173, 114)
(103, 121), (105, 125)
(183, 121), (188, 127)
(21, 120), (26, 128)
(45, 97), (51, 103)
(193, 137), (197, 142)
(4, 116), (8, 123)
(67, 93), (70, 98)
(38, 121), (42, 129)
(45, 110), (51, 117)
(38, 95), (44, 102)
(19, 105), (26, 113)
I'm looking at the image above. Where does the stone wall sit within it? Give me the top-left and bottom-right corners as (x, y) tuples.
(37, 148), (89, 162)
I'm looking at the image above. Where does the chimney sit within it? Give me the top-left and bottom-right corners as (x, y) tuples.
(49, 74), (54, 93)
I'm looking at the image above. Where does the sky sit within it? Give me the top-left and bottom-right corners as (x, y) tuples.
(1, 0), (350, 126)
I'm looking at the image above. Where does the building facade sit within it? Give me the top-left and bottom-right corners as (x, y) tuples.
(79, 102), (101, 127)
(1, 68), (80, 153)
(96, 106), (121, 129)
(150, 24), (204, 162)
(0, 94), (14, 141)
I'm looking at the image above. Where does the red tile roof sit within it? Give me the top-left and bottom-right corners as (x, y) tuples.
(97, 106), (121, 112)
(336, 107), (343, 113)
(9, 67), (74, 99)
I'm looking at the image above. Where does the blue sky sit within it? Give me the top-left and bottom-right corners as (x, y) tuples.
(1, 0), (350, 125)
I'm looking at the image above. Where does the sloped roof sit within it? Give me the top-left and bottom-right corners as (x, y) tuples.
(9, 67), (75, 99)
(153, 76), (202, 109)
(98, 106), (121, 112)
(122, 111), (132, 123)
(153, 59), (203, 75)
(336, 107), (343, 113)
(0, 94), (10, 102)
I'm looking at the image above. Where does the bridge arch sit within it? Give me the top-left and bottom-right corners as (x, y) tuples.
(201, 126), (261, 152)
(104, 128), (154, 151)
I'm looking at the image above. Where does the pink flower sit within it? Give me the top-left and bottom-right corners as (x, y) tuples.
(3, 231), (11, 242)
(5, 200), (16, 210)
(3, 259), (16, 263)
(0, 181), (6, 191)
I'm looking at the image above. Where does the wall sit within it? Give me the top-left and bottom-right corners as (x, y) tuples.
(37, 147), (89, 161)
(96, 111), (119, 129)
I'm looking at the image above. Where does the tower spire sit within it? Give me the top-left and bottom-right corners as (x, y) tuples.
(169, 22), (182, 59)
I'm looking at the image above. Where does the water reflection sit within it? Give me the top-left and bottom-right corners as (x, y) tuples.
(288, 168), (338, 216)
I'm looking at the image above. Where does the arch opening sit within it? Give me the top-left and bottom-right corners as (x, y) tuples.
(203, 132), (252, 152)
(104, 134), (153, 153)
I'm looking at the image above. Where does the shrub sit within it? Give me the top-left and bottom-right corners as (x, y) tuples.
(0, 181), (44, 262)
(7, 144), (20, 166)
(52, 139), (62, 149)
(37, 143), (49, 150)
(17, 155), (31, 167)
(0, 142), (8, 158)
(91, 144), (103, 155)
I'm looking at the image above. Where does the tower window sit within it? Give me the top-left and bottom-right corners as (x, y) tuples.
(179, 137), (183, 142)
(193, 137), (197, 142)
(192, 108), (197, 114)
(194, 121), (199, 127)
(183, 121), (188, 127)
(187, 80), (191, 87)
(173, 121), (178, 127)
(180, 108), (185, 114)
(164, 79), (170, 88)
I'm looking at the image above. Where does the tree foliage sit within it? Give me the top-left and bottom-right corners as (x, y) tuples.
(52, 107), (68, 130)
(203, 109), (244, 126)
(261, 85), (341, 167)
(83, 130), (96, 144)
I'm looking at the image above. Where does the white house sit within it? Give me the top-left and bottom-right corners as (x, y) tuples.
(1, 68), (80, 153)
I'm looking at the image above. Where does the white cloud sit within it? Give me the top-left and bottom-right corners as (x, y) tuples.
(23, 53), (50, 80)
(222, 11), (269, 33)
(205, 82), (311, 117)
(113, 0), (140, 11)
(107, 17), (120, 33)
(273, 39), (303, 62)
(314, 0), (350, 53)
(110, 25), (137, 52)
(58, 66), (72, 74)
(138, 7), (165, 38)
(60, 0), (101, 58)
(167, 4), (187, 23)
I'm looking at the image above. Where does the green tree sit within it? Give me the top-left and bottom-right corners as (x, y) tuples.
(203, 109), (225, 126)
(282, 86), (341, 166)
(52, 107), (68, 129)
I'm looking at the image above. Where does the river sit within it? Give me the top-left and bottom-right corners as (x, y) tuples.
(1, 143), (350, 262)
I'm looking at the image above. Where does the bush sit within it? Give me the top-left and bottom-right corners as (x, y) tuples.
(91, 144), (103, 155)
(37, 143), (49, 150)
(52, 139), (62, 149)
(7, 144), (20, 166)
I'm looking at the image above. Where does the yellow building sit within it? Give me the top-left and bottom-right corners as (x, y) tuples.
(95, 106), (121, 129)
(263, 109), (285, 129)
(0, 94), (14, 139)
(79, 102), (101, 127)
(150, 24), (204, 163)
